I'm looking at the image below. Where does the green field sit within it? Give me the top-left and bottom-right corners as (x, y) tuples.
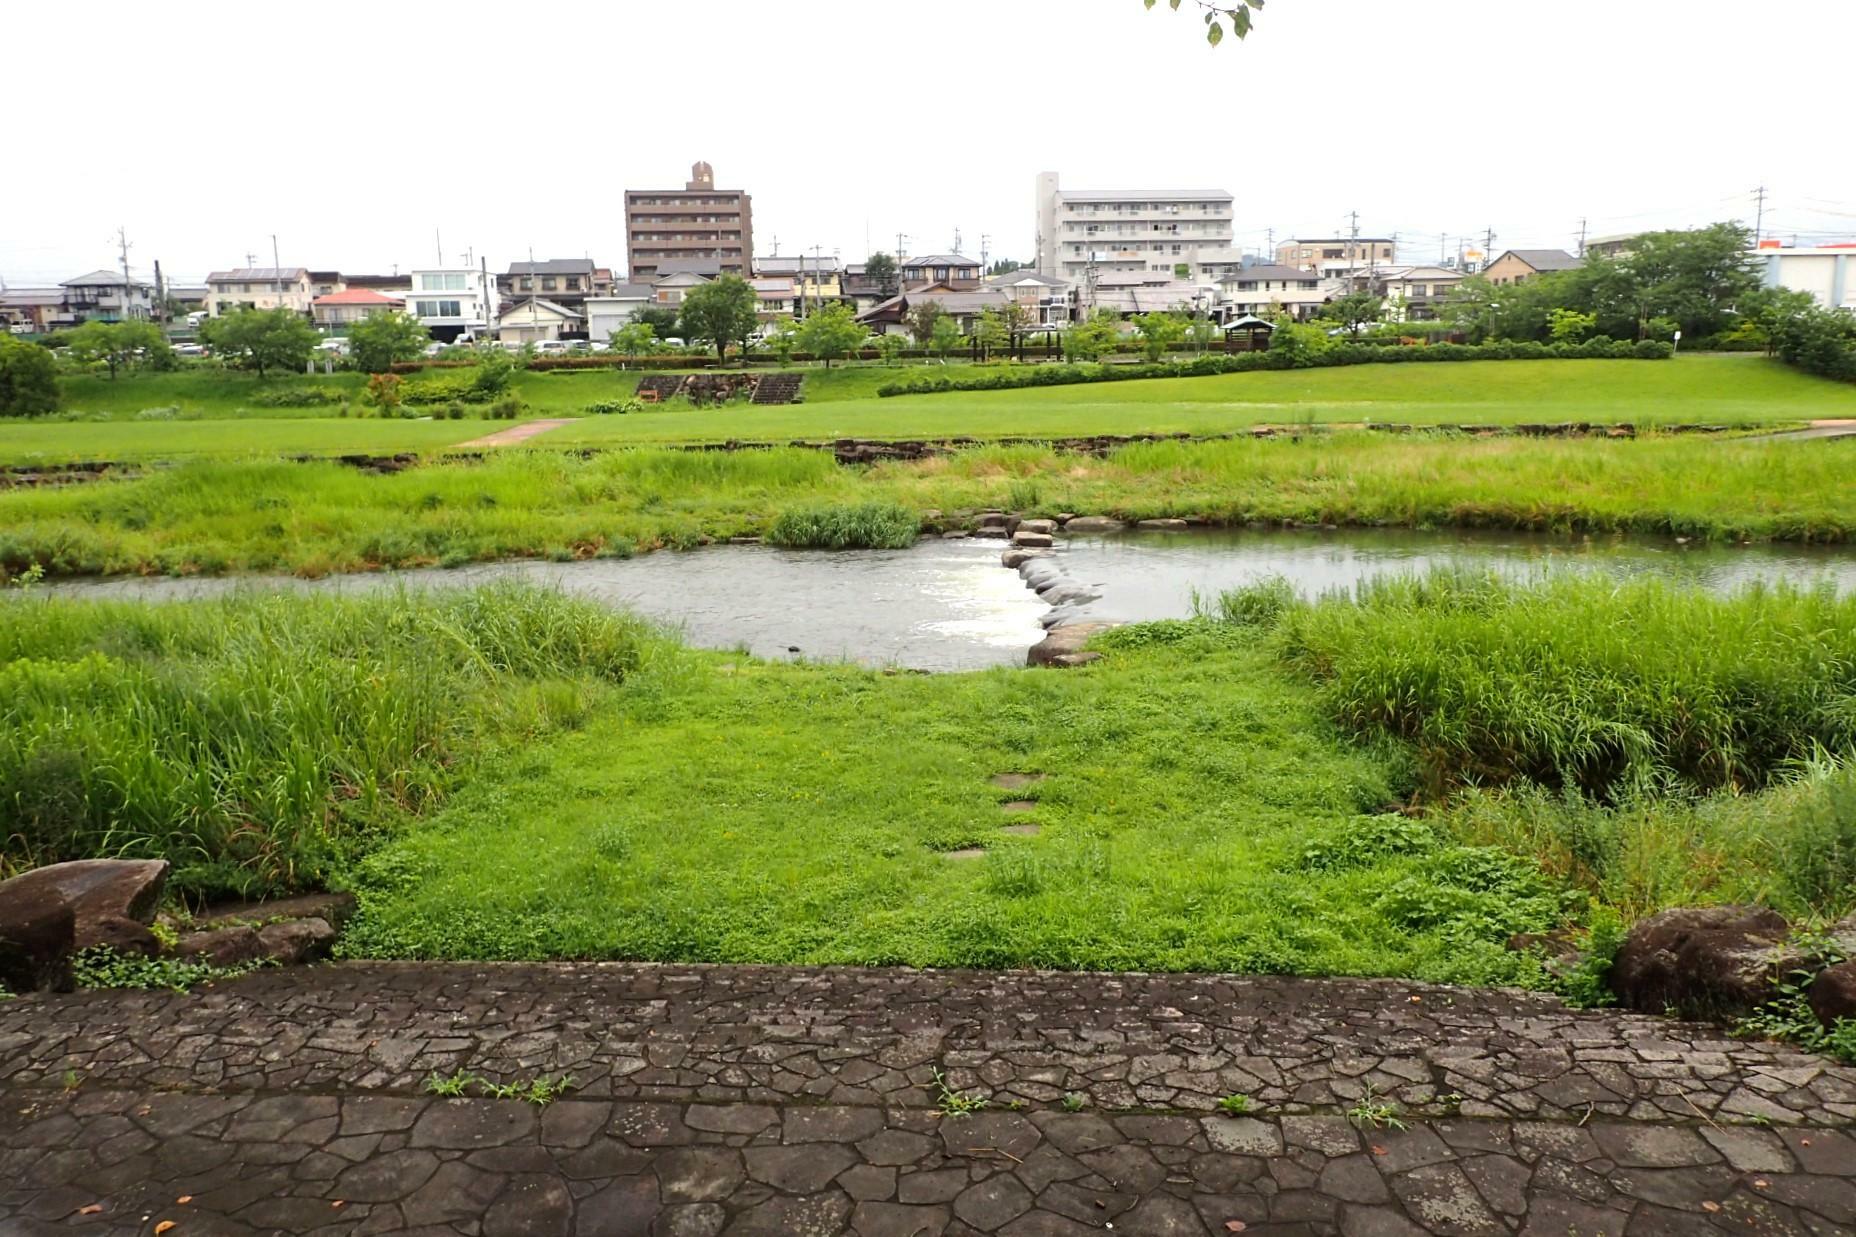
(4, 355), (1846, 464)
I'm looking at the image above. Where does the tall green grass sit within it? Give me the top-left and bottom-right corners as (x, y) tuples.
(0, 585), (652, 899)
(765, 502), (920, 549)
(1249, 571), (1856, 798)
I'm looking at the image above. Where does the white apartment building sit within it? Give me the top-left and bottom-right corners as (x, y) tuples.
(1035, 172), (1235, 285)
(405, 267), (499, 342)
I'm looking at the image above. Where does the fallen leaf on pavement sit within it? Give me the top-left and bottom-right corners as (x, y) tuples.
(77, 1205), (103, 1216)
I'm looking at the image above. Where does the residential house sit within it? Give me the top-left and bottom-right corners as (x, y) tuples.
(58, 270), (155, 322)
(983, 270), (1074, 327)
(1216, 264), (1330, 321)
(1584, 233), (1643, 260)
(1483, 249), (1582, 286)
(167, 285), (208, 315)
(901, 254), (981, 290)
(205, 267), (315, 316)
(344, 273), (415, 296)
(1086, 272), (1213, 318)
(754, 255), (842, 314)
(1276, 237), (1398, 278)
(624, 161), (754, 281)
(1036, 172), (1235, 283)
(496, 298), (584, 344)
(585, 284), (657, 343)
(308, 271), (346, 298)
(404, 267), (498, 342)
(497, 260), (611, 312)
(648, 269), (713, 309)
(840, 263), (896, 313)
(1372, 265), (1466, 321)
(856, 286), (1024, 337)
(751, 277), (799, 319)
(1756, 243), (1856, 312)
(311, 288), (406, 332)
(0, 290), (65, 334)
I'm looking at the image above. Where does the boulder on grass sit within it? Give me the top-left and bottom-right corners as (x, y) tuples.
(0, 859), (170, 963)
(0, 887), (77, 993)
(1808, 961), (1856, 1028)
(1610, 905), (1798, 1019)
(1028, 622), (1116, 668)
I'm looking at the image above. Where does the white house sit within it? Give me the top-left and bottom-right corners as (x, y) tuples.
(405, 267), (498, 342)
(1757, 244), (1856, 312)
(55, 270), (155, 323)
(585, 283), (656, 343)
(205, 267), (314, 317)
(984, 270), (1074, 327)
(496, 297), (584, 344)
(1372, 265), (1466, 321)
(1216, 265), (1333, 322)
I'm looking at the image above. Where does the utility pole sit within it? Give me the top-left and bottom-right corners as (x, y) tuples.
(1752, 185), (1767, 244)
(812, 242), (824, 317)
(153, 259), (166, 326)
(436, 228), (444, 267)
(271, 234), (280, 271)
(1576, 218), (1588, 258)
(1439, 232), (1448, 263)
(245, 251), (257, 267)
(116, 226), (133, 298)
(980, 233), (991, 274)
(953, 226), (963, 255)
(1482, 226), (1496, 271)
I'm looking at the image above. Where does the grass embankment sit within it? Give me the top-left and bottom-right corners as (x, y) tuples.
(1214, 572), (1856, 922)
(4, 355), (1846, 463)
(0, 587), (651, 900)
(2, 434), (1851, 579)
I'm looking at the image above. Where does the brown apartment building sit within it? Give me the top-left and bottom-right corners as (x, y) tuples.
(624, 161), (754, 281)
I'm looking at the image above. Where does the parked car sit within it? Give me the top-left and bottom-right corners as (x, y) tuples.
(316, 337), (349, 353)
(172, 343), (206, 357)
(532, 339), (572, 354)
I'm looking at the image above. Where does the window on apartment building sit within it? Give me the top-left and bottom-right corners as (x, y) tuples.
(520, 278), (532, 291)
(542, 278), (557, 291)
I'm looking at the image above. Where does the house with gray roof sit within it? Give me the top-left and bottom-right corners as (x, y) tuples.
(59, 270), (155, 323)
(1484, 249), (1583, 286)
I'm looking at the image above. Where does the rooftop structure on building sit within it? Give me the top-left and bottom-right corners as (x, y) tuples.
(1035, 172), (1234, 286)
(624, 161), (754, 281)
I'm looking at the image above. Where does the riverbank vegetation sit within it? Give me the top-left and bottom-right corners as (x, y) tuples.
(0, 587), (652, 900)
(2, 433), (1851, 581)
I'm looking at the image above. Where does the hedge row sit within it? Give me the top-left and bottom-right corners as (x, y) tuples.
(875, 338), (1676, 397)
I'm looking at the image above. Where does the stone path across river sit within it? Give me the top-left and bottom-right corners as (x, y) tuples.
(3, 962), (1854, 1234)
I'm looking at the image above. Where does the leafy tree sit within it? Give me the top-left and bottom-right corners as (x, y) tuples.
(609, 320), (659, 356)
(347, 310), (429, 373)
(987, 259), (1024, 276)
(1144, 0), (1263, 47)
(65, 319), (171, 380)
(1063, 310), (1123, 361)
(997, 301), (1031, 338)
(1268, 321), (1331, 367)
(676, 274), (760, 361)
(762, 316), (799, 366)
(1548, 308), (1597, 344)
(929, 314), (964, 360)
(1318, 292), (1384, 338)
(199, 307), (318, 378)
(906, 300), (948, 346)
(1185, 309), (1220, 352)
(875, 332), (908, 365)
(1731, 286), (1819, 354)
(1133, 311), (1188, 361)
(365, 372), (405, 415)
(794, 303), (867, 368)
(974, 307), (1009, 358)
(864, 252), (899, 295)
(0, 336), (59, 417)
(1770, 302), (1856, 382)
(635, 306), (680, 339)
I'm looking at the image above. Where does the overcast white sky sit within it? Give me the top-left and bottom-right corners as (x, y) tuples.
(5, 0), (1852, 286)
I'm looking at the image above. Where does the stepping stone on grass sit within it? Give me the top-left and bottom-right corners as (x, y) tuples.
(943, 848), (987, 861)
(1000, 824), (1042, 837)
(1000, 800), (1038, 813)
(989, 773), (1045, 790)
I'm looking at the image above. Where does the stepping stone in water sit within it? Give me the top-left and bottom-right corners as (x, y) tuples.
(942, 848), (987, 861)
(1000, 824), (1041, 837)
(1000, 800), (1038, 813)
(989, 772), (1045, 790)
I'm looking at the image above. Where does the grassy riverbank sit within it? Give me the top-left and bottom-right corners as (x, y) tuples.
(3, 354), (1843, 463)
(7, 577), (1850, 982)
(2, 433), (1851, 579)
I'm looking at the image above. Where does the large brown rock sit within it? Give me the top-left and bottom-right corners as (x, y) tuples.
(0, 885), (77, 992)
(1610, 905), (1797, 1019)
(1808, 961), (1856, 1028)
(1027, 622), (1117, 668)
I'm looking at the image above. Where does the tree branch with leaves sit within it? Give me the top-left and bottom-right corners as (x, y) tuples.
(1143, 0), (1264, 46)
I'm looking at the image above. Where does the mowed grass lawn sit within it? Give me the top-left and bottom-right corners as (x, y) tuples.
(3, 354), (1846, 463)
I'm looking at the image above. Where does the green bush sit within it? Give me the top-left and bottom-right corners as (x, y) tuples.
(766, 502), (920, 549)
(0, 336), (60, 417)
(0, 586), (652, 899)
(249, 386), (346, 407)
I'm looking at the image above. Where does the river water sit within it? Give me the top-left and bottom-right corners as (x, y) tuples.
(35, 529), (1856, 672)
